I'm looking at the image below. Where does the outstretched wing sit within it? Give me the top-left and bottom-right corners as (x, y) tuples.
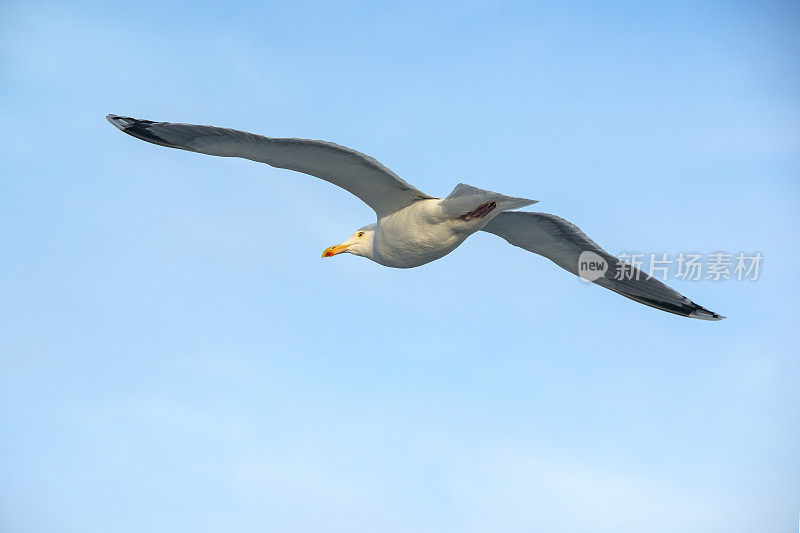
(107, 115), (433, 216)
(482, 211), (724, 320)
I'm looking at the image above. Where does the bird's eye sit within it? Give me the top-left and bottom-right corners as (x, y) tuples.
(357, 231), (365, 237)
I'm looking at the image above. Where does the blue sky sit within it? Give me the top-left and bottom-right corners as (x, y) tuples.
(1, 1), (798, 531)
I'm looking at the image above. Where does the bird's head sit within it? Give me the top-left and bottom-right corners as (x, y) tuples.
(322, 224), (376, 260)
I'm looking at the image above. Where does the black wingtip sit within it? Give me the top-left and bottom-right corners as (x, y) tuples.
(689, 304), (726, 321)
(105, 114), (178, 149)
(106, 114), (132, 130)
(610, 289), (725, 321)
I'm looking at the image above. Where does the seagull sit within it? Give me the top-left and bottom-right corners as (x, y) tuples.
(106, 114), (724, 320)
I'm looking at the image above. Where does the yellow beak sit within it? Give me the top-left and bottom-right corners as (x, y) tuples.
(322, 243), (351, 258)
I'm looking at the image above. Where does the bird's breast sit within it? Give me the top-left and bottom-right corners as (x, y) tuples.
(371, 201), (467, 268)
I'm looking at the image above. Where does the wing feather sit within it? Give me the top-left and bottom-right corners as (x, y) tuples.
(482, 211), (724, 320)
(107, 115), (432, 215)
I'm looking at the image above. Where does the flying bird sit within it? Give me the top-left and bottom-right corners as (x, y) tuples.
(107, 114), (724, 320)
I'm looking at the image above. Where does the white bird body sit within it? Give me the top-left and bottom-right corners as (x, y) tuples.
(373, 200), (463, 268)
(372, 187), (535, 268)
(107, 114), (724, 320)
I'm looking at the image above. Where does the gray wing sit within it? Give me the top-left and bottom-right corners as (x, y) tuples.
(482, 211), (724, 320)
(107, 115), (433, 216)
